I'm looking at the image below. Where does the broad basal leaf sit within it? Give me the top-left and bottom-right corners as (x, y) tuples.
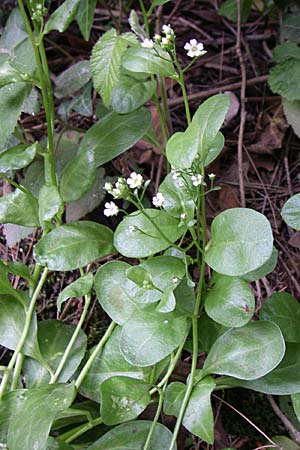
(240, 246), (278, 282)
(79, 326), (151, 403)
(78, 107), (151, 167)
(283, 98), (300, 139)
(0, 189), (39, 227)
(90, 28), (137, 107)
(269, 59), (300, 101)
(100, 376), (151, 425)
(120, 305), (187, 366)
(203, 320), (285, 380)
(204, 274), (254, 328)
(39, 185), (64, 226)
(54, 60), (91, 98)
(198, 314), (228, 353)
(110, 75), (156, 114)
(205, 208), (273, 276)
(114, 209), (184, 258)
(87, 420), (176, 450)
(34, 221), (114, 271)
(281, 193), (300, 230)
(260, 292), (300, 343)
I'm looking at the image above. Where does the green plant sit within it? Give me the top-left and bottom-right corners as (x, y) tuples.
(0, 1), (299, 449)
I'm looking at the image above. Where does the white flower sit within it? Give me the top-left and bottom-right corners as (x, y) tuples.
(208, 173), (216, 180)
(152, 192), (165, 207)
(128, 225), (137, 233)
(154, 34), (161, 42)
(141, 38), (154, 49)
(184, 39), (206, 58)
(172, 277), (179, 284)
(172, 170), (179, 180)
(104, 182), (113, 193)
(126, 172), (144, 189)
(180, 213), (187, 220)
(178, 180), (185, 187)
(104, 201), (119, 217)
(162, 24), (174, 35)
(191, 174), (203, 186)
(162, 36), (170, 46)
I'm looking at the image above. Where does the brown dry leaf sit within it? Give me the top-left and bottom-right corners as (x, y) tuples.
(247, 111), (289, 154)
(288, 233), (300, 248)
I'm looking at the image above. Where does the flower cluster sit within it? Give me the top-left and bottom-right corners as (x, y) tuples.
(141, 23), (175, 52)
(184, 39), (206, 58)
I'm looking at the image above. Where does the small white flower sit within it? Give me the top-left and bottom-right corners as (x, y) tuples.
(184, 39), (206, 58)
(141, 38), (154, 49)
(208, 173), (216, 180)
(104, 201), (119, 217)
(180, 213), (187, 220)
(162, 36), (170, 46)
(104, 182), (113, 193)
(172, 277), (179, 284)
(162, 24), (174, 35)
(154, 34), (161, 42)
(152, 192), (165, 207)
(172, 171), (180, 180)
(191, 174), (203, 187)
(178, 180), (185, 187)
(127, 172), (144, 189)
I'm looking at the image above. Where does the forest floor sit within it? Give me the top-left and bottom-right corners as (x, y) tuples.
(1, 1), (300, 448)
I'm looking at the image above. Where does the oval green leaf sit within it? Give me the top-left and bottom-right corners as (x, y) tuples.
(122, 47), (175, 77)
(44, 0), (81, 34)
(34, 221), (114, 271)
(111, 75), (156, 114)
(205, 208), (274, 276)
(0, 189), (39, 227)
(203, 321), (285, 380)
(120, 306), (187, 366)
(78, 107), (151, 167)
(260, 292), (300, 343)
(204, 274), (254, 328)
(100, 376), (151, 425)
(87, 420), (176, 450)
(0, 142), (37, 172)
(114, 209), (184, 258)
(281, 193), (300, 230)
(57, 273), (93, 311)
(240, 246), (278, 282)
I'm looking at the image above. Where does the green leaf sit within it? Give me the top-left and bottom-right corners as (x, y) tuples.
(68, 82), (93, 117)
(166, 94), (230, 168)
(0, 260), (32, 284)
(23, 319), (87, 387)
(203, 132), (225, 167)
(126, 265), (155, 289)
(0, 294), (41, 359)
(114, 209), (184, 258)
(0, 189), (39, 227)
(3, 383), (75, 450)
(0, 262), (31, 304)
(151, 0), (171, 6)
(79, 326), (151, 403)
(159, 172), (196, 223)
(273, 43), (300, 64)
(260, 293), (300, 343)
(76, 0), (96, 41)
(120, 305), (187, 366)
(198, 314), (228, 353)
(156, 286), (176, 313)
(269, 59), (300, 101)
(292, 393), (300, 424)
(34, 221), (114, 271)
(204, 274), (254, 328)
(46, 437), (75, 450)
(110, 75), (156, 114)
(90, 29), (137, 107)
(78, 108), (151, 167)
(282, 5), (300, 42)
(44, 0), (81, 34)
(87, 420), (177, 450)
(205, 208), (273, 276)
(95, 261), (147, 324)
(281, 194), (300, 230)
(0, 142), (37, 172)
(100, 376), (151, 425)
(283, 98), (300, 139)
(122, 47), (176, 77)
(203, 321), (285, 380)
(57, 273), (93, 311)
(54, 61), (91, 98)
(272, 436), (300, 450)
(222, 343), (300, 394)
(164, 377), (216, 444)
(59, 146), (96, 202)
(240, 246), (278, 282)
(0, 60), (28, 87)
(218, 0), (253, 22)
(39, 185), (64, 226)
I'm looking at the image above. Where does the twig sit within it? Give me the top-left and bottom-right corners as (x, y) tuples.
(267, 395), (300, 444)
(236, 0), (246, 207)
(167, 75), (268, 107)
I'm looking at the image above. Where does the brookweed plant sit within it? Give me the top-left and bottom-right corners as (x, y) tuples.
(0, 1), (299, 449)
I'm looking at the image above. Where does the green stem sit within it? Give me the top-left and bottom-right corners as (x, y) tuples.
(0, 267), (48, 399)
(49, 293), (92, 384)
(17, 0), (57, 187)
(143, 387), (165, 450)
(10, 354), (24, 390)
(60, 416), (103, 443)
(75, 321), (116, 390)
(158, 76), (173, 135)
(173, 53), (191, 125)
(0, 173), (36, 199)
